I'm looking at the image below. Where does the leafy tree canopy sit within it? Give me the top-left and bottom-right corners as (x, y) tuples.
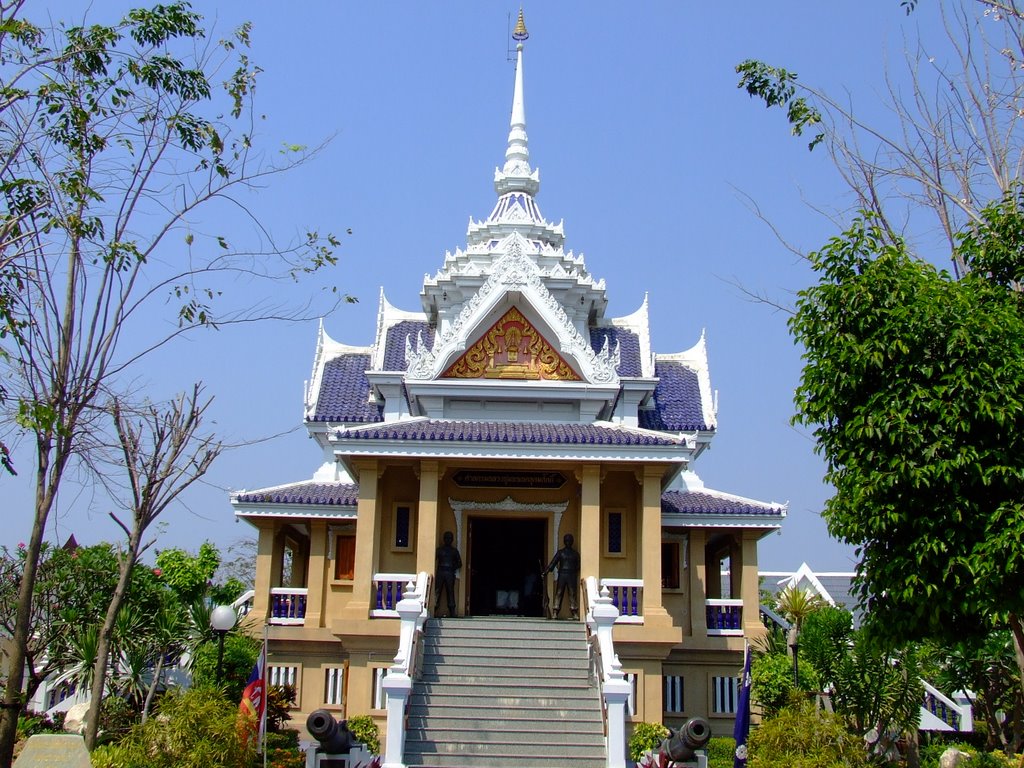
(790, 195), (1024, 657)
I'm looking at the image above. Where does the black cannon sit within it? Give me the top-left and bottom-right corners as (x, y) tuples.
(306, 709), (354, 756)
(659, 716), (711, 764)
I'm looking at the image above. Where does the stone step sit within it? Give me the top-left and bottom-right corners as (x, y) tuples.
(420, 657), (590, 674)
(405, 713), (603, 730)
(406, 727), (603, 745)
(406, 739), (606, 759)
(421, 638), (585, 651)
(406, 701), (602, 720)
(406, 753), (605, 768)
(417, 667), (593, 684)
(409, 698), (602, 716)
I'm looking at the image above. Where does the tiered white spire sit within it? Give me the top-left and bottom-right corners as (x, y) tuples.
(494, 9), (539, 196)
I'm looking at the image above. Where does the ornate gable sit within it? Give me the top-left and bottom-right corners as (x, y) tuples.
(406, 233), (620, 384)
(441, 306), (581, 381)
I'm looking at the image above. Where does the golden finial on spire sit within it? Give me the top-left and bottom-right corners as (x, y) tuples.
(512, 8), (529, 41)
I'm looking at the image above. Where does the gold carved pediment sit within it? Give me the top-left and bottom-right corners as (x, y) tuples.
(441, 307), (581, 381)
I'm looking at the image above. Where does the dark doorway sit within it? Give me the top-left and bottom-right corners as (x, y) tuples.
(468, 517), (547, 617)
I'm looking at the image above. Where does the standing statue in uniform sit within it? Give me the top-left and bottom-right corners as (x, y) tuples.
(545, 533), (581, 619)
(434, 531), (462, 617)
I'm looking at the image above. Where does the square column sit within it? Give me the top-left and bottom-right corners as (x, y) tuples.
(641, 466), (671, 626)
(251, 522), (277, 621)
(342, 460), (380, 621)
(415, 461), (440, 577)
(688, 528), (708, 637)
(741, 532), (765, 638)
(304, 520), (328, 627)
(579, 464), (601, 581)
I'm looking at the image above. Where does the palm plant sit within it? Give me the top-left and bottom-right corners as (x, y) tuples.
(775, 585), (825, 686)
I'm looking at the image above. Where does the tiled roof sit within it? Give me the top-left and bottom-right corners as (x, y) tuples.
(235, 482), (358, 507)
(340, 419), (681, 446)
(661, 489), (784, 517)
(639, 361), (709, 431)
(590, 327), (642, 377)
(383, 320), (434, 371)
(313, 354), (383, 423)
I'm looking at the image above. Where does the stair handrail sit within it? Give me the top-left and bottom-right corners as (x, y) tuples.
(381, 571), (429, 768)
(585, 575), (631, 768)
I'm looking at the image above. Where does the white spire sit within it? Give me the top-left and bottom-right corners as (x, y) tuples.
(494, 9), (539, 196)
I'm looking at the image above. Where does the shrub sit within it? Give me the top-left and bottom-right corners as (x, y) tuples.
(751, 653), (796, 716)
(628, 721), (669, 762)
(748, 701), (868, 768)
(347, 714), (380, 755)
(92, 686), (255, 768)
(706, 736), (737, 768)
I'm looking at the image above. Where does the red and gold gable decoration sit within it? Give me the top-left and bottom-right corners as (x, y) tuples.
(442, 307), (581, 381)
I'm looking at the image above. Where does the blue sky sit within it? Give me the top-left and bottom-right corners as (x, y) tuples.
(5, 2), (955, 571)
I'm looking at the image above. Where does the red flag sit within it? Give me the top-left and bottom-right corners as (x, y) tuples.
(238, 641), (266, 750)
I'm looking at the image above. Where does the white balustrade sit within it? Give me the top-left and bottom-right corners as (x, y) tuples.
(382, 571), (429, 768)
(585, 576), (630, 768)
(269, 587), (308, 625)
(705, 598), (743, 636)
(600, 578), (644, 624)
(372, 572), (417, 618)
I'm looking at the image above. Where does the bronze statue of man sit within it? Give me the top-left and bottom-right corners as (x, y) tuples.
(434, 530), (461, 617)
(545, 533), (581, 619)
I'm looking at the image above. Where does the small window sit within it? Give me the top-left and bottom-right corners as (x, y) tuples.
(605, 509), (624, 556)
(663, 675), (684, 713)
(662, 541), (680, 590)
(371, 666), (388, 709)
(268, 665), (298, 688)
(391, 504), (415, 552)
(712, 675), (740, 714)
(334, 534), (356, 581)
(324, 664), (347, 708)
(625, 671), (638, 717)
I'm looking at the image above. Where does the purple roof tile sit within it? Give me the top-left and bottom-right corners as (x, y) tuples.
(638, 361), (710, 432)
(590, 327), (641, 377)
(383, 321), (434, 371)
(312, 354), (383, 424)
(661, 489), (784, 517)
(236, 482), (358, 507)
(340, 420), (680, 446)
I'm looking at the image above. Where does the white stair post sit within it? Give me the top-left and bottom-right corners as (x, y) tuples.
(592, 585), (631, 768)
(381, 579), (423, 768)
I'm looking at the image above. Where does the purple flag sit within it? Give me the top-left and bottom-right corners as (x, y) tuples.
(733, 643), (752, 768)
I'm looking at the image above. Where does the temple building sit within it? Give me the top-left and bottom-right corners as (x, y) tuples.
(231, 14), (785, 765)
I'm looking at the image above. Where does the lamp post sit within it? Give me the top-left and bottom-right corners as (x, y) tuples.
(210, 604), (237, 684)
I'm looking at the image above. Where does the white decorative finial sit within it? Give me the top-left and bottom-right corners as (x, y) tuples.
(504, 10), (529, 175)
(494, 9), (539, 197)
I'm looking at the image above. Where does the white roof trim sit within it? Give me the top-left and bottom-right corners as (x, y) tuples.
(776, 562), (839, 606)
(371, 288), (430, 371)
(305, 322), (373, 420)
(656, 330), (717, 430)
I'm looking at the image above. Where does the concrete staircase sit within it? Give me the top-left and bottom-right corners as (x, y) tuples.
(404, 617), (607, 768)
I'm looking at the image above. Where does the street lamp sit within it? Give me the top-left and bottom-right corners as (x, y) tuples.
(210, 604), (237, 683)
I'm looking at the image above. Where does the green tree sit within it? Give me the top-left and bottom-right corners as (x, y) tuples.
(0, 3), (344, 761)
(788, 201), (1024, 702)
(156, 542), (222, 606)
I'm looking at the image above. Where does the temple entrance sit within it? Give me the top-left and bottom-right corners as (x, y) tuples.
(467, 517), (547, 617)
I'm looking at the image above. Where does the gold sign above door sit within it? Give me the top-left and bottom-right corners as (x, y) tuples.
(442, 307), (581, 381)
